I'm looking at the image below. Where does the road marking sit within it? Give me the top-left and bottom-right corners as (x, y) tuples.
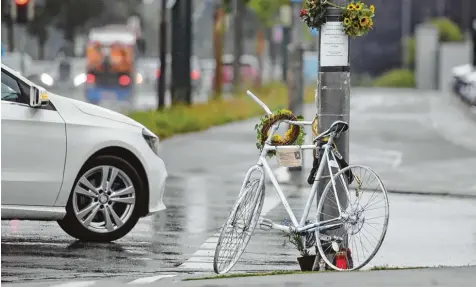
(177, 191), (282, 270)
(49, 281), (97, 287)
(127, 274), (176, 284)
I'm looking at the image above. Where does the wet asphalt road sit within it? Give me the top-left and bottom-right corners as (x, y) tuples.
(2, 88), (476, 286)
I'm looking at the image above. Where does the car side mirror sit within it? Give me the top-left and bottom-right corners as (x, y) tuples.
(29, 86), (49, 108)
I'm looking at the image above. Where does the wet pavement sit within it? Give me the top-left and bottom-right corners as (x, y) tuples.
(2, 88), (476, 286)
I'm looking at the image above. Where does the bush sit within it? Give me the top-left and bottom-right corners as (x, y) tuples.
(404, 17), (463, 68)
(372, 69), (415, 88)
(402, 36), (416, 69)
(129, 83), (315, 140)
(428, 17), (464, 42)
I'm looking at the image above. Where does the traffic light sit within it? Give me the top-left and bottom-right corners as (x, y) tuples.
(10, 0), (35, 24)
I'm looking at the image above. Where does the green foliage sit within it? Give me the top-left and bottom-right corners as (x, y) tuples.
(402, 36), (415, 69)
(372, 69), (415, 88)
(51, 0), (106, 41)
(254, 109), (306, 158)
(129, 84), (315, 140)
(428, 17), (464, 42)
(26, 2), (63, 47)
(222, 0), (251, 13)
(403, 17), (462, 68)
(247, 0), (289, 27)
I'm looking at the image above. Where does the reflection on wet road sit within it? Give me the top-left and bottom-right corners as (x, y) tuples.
(2, 89), (476, 285)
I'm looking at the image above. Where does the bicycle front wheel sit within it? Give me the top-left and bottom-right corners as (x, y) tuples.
(316, 165), (389, 271)
(213, 178), (265, 274)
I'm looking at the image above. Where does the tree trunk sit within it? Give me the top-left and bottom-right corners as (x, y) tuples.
(255, 28), (265, 87)
(7, 18), (14, 52)
(212, 5), (225, 100)
(232, 0), (244, 92)
(38, 38), (46, 60)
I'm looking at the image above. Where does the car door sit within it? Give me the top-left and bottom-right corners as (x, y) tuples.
(1, 68), (67, 206)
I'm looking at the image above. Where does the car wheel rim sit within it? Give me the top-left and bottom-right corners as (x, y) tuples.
(72, 165), (136, 234)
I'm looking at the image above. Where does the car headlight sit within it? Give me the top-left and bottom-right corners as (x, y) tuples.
(40, 73), (54, 86)
(142, 128), (160, 155)
(74, 73), (87, 86)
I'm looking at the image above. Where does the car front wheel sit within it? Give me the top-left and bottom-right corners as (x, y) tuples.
(58, 155), (144, 242)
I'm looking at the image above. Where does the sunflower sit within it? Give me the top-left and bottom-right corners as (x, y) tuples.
(344, 17), (351, 26)
(368, 18), (374, 27)
(346, 3), (355, 10)
(354, 2), (363, 10)
(360, 16), (370, 26)
(369, 5), (375, 14)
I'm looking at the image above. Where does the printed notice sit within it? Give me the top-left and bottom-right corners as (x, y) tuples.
(319, 21), (349, 67)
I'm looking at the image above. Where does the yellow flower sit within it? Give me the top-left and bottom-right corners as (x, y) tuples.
(360, 16), (370, 26)
(354, 2), (362, 10)
(272, 135), (282, 142)
(344, 18), (351, 26)
(347, 3), (355, 10)
(370, 5), (375, 13)
(368, 18), (374, 27)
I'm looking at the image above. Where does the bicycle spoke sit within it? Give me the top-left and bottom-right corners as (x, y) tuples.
(316, 165), (389, 271)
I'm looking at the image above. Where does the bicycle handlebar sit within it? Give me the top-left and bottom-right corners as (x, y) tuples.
(246, 90), (272, 115)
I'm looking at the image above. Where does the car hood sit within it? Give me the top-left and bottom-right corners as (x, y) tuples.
(48, 94), (144, 128)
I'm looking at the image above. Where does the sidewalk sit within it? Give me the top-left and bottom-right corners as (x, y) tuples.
(156, 87), (476, 274)
(161, 88), (476, 197)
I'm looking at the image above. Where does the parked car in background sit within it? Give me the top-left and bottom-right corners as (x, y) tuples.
(1, 63), (168, 242)
(153, 54), (203, 95)
(452, 64), (476, 106)
(213, 54), (260, 93)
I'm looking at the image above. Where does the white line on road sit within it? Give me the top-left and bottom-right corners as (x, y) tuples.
(127, 274), (176, 284)
(49, 281), (97, 287)
(177, 191), (282, 271)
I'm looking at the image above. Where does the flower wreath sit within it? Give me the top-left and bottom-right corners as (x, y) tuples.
(300, 0), (375, 37)
(255, 109), (306, 157)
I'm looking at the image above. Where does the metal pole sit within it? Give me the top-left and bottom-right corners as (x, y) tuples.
(287, 0), (305, 184)
(314, 1), (350, 270)
(280, 4), (292, 82)
(401, 0), (411, 69)
(158, 0), (167, 110)
(19, 25), (26, 75)
(171, 0), (192, 105)
(232, 0), (243, 91)
(472, 18), (476, 67)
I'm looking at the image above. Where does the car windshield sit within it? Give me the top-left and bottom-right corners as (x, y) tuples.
(1, 82), (19, 100)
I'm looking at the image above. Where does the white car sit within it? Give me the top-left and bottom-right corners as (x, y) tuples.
(1, 63), (168, 242)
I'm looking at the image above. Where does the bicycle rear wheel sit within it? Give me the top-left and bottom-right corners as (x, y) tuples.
(316, 165), (389, 271)
(213, 178), (265, 274)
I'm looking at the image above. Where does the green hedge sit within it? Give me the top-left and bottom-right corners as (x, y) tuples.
(372, 69), (415, 88)
(403, 17), (463, 68)
(429, 17), (464, 42)
(129, 84), (315, 140)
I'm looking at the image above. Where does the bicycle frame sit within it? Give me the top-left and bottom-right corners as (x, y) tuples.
(246, 90), (346, 235)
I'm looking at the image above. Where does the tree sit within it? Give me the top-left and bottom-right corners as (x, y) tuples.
(26, 2), (62, 59)
(246, 0), (288, 85)
(51, 0), (106, 53)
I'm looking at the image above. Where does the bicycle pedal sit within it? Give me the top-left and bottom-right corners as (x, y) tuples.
(259, 218), (273, 231)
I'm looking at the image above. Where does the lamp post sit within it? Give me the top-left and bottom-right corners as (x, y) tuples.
(312, 0), (351, 271)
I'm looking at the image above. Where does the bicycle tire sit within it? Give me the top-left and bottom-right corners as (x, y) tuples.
(213, 177), (265, 274)
(316, 165), (389, 271)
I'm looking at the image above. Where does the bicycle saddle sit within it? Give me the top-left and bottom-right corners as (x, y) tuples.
(314, 121), (349, 142)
